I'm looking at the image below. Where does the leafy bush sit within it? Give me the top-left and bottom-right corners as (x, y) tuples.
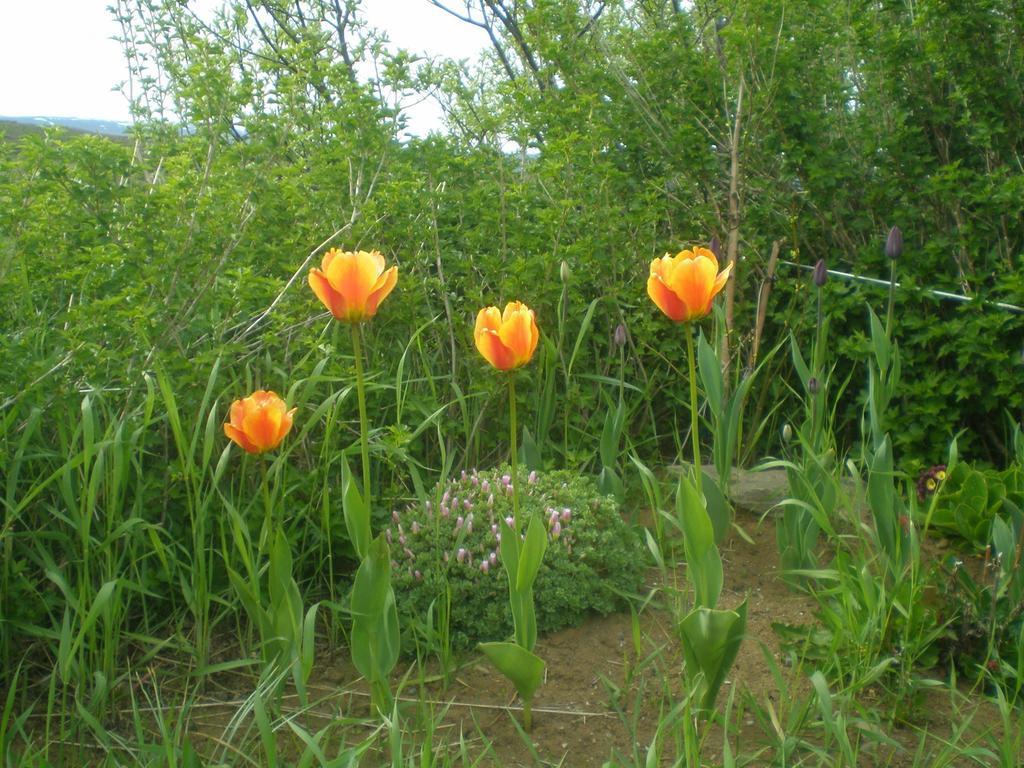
(387, 467), (647, 650)
(926, 463), (1024, 546)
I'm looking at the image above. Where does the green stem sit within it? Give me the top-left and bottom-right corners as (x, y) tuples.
(351, 323), (372, 506)
(685, 324), (703, 499)
(509, 376), (520, 530)
(371, 679), (391, 718)
(885, 259), (896, 339)
(815, 288), (825, 373)
(523, 696), (533, 732)
(259, 459), (273, 555)
(812, 287), (826, 449)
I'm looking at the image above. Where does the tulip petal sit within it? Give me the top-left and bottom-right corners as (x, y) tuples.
(501, 300), (529, 324)
(687, 247), (720, 272)
(365, 265), (398, 317)
(498, 306), (537, 366)
(224, 423), (257, 453)
(229, 399), (247, 430)
(475, 329), (516, 370)
(672, 256), (718, 320)
(647, 272), (687, 322)
(712, 260), (733, 296)
(309, 269), (349, 319)
(475, 306), (503, 336)
(321, 249), (339, 272)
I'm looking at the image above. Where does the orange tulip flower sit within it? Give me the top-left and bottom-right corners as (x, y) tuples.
(309, 248), (398, 322)
(474, 301), (539, 371)
(224, 390), (296, 454)
(647, 247), (732, 323)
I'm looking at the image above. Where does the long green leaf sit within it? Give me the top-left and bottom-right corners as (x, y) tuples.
(478, 641), (545, 703)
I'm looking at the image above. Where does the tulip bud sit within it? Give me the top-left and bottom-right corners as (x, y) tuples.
(813, 259), (828, 288)
(456, 548), (467, 563)
(489, 551), (497, 567)
(560, 260), (571, 283)
(709, 235), (722, 259)
(807, 377), (820, 395)
(885, 226), (902, 260)
(782, 423), (793, 442)
(613, 323), (627, 348)
(528, 470), (538, 484)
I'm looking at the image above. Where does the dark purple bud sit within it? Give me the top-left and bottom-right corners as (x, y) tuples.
(885, 226), (902, 260)
(613, 323), (627, 348)
(709, 235), (722, 259)
(813, 259), (827, 288)
(808, 377), (820, 395)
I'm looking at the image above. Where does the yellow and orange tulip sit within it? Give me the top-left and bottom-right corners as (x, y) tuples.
(224, 390), (296, 454)
(474, 301), (539, 371)
(647, 247), (732, 323)
(309, 248), (398, 322)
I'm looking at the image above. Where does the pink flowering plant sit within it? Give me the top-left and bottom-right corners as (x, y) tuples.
(385, 467), (646, 651)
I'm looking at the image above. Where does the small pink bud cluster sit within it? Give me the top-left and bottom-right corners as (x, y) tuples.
(384, 467), (578, 584)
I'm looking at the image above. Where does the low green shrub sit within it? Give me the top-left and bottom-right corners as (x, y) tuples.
(387, 467), (647, 650)
(925, 463), (1024, 547)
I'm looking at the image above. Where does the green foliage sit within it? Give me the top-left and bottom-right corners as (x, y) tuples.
(388, 467), (646, 650)
(939, 508), (1024, 695)
(929, 463), (1024, 547)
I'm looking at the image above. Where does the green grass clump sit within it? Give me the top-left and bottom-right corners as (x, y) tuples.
(387, 467), (646, 650)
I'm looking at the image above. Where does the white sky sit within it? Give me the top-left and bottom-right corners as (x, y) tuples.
(0, 0), (488, 133)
